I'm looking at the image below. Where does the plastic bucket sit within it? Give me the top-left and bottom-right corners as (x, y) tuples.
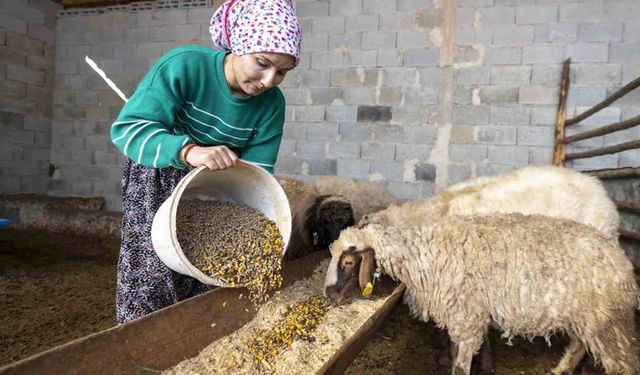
(151, 160), (292, 286)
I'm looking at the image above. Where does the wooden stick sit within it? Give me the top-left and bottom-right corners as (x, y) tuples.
(584, 167), (640, 179)
(565, 139), (640, 160)
(563, 115), (640, 144)
(566, 75), (640, 126)
(620, 229), (640, 243)
(553, 59), (571, 166)
(614, 200), (640, 213)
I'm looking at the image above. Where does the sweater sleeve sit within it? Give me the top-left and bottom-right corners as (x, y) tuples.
(110, 57), (194, 169)
(241, 95), (285, 174)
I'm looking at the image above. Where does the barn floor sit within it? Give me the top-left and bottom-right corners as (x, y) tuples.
(0, 228), (635, 373)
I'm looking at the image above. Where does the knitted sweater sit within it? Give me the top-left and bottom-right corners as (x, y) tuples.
(111, 45), (285, 173)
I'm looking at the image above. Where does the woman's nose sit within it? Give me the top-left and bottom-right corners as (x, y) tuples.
(261, 69), (277, 88)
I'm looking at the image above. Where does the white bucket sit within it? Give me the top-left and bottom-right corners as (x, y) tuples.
(151, 160), (292, 286)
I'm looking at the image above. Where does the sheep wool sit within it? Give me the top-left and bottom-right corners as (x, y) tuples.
(361, 166), (620, 242)
(331, 214), (639, 375)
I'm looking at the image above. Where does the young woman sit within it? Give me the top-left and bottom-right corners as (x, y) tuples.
(111, 0), (301, 323)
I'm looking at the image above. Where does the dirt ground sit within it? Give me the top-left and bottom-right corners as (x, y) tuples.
(0, 228), (636, 374)
(0, 228), (119, 367)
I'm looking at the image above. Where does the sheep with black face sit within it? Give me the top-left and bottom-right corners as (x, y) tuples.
(325, 215), (640, 375)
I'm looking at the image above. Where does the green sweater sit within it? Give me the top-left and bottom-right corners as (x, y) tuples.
(111, 45), (285, 173)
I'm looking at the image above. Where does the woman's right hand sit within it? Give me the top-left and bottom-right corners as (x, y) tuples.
(182, 145), (238, 170)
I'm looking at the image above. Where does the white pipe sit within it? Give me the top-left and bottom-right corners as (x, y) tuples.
(84, 55), (129, 103)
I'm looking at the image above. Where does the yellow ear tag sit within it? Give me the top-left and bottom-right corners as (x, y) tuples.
(362, 282), (373, 296)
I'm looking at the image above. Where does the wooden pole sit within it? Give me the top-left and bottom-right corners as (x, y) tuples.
(585, 167), (640, 179)
(563, 115), (640, 144)
(614, 200), (640, 214)
(566, 75), (640, 126)
(565, 139), (640, 160)
(620, 229), (640, 243)
(553, 59), (571, 166)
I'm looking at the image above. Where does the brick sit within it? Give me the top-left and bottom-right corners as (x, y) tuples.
(578, 22), (623, 42)
(493, 25), (534, 45)
(330, 0), (362, 16)
(478, 7), (515, 26)
(447, 164), (472, 185)
(574, 64), (621, 85)
(313, 16), (345, 34)
(610, 43), (640, 63)
(329, 33), (362, 50)
(26, 85), (51, 103)
(362, 0), (397, 14)
(305, 158), (338, 175)
(275, 157), (304, 174)
(312, 51), (344, 69)
(372, 123), (404, 142)
(516, 4), (558, 24)
(566, 86), (607, 106)
(298, 70), (332, 88)
(565, 43), (609, 63)
(295, 140), (326, 158)
(396, 144), (431, 160)
(491, 65), (531, 85)
(479, 87), (519, 104)
(387, 181), (426, 200)
(337, 159), (370, 179)
(531, 107), (557, 125)
(455, 66), (490, 85)
(362, 32), (397, 50)
(293, 105), (325, 122)
(528, 146), (553, 165)
(346, 14), (379, 32)
(28, 23), (54, 44)
(450, 124), (475, 144)
(297, 2), (329, 18)
(522, 45), (564, 64)
(477, 163), (518, 177)
(0, 111), (24, 129)
(326, 105), (358, 122)
(303, 34), (328, 52)
(452, 105), (490, 125)
(310, 88), (341, 105)
(0, 81), (27, 98)
(306, 122), (338, 141)
(517, 126), (554, 146)
(419, 67), (442, 86)
(342, 88), (376, 105)
(571, 153), (618, 170)
(9, 130), (35, 146)
(624, 22), (640, 42)
(448, 144), (488, 162)
(137, 9), (186, 27)
(339, 122), (373, 142)
(379, 12), (417, 30)
(344, 50), (377, 68)
(174, 24), (201, 41)
(381, 68), (417, 87)
(370, 160), (404, 181)
(487, 145), (529, 165)
(578, 107), (620, 126)
(403, 86), (439, 106)
(474, 126), (517, 146)
(358, 105), (392, 122)
(0, 13), (27, 34)
(416, 9), (442, 28)
(490, 106), (530, 125)
(559, 2), (603, 23)
(531, 64), (563, 85)
(403, 49), (439, 67)
(455, 28), (492, 46)
(331, 68), (379, 87)
(534, 23), (577, 44)
(397, 29), (432, 49)
(362, 142), (395, 159)
(282, 88), (308, 105)
(484, 47), (522, 65)
(414, 163), (436, 182)
(377, 49), (403, 67)
(378, 87), (403, 106)
(327, 141), (361, 158)
(7, 64), (45, 86)
(519, 86), (558, 105)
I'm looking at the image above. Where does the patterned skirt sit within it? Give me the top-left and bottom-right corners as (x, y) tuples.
(115, 159), (212, 324)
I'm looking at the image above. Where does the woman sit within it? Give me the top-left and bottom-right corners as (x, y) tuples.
(111, 0), (301, 323)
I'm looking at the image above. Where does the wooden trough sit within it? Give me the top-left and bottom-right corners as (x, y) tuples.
(0, 252), (404, 375)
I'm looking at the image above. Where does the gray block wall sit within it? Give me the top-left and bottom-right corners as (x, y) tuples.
(0, 0), (61, 194)
(3, 0), (640, 211)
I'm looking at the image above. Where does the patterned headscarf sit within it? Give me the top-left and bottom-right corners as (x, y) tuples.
(209, 0), (302, 67)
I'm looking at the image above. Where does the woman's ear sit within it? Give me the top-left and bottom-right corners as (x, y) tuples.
(358, 248), (376, 291)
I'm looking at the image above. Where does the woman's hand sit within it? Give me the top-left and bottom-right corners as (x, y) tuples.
(182, 145), (238, 170)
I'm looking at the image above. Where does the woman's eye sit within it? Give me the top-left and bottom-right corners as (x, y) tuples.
(257, 60), (267, 67)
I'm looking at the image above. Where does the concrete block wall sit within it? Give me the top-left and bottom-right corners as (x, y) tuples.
(0, 0), (62, 194)
(45, 0), (640, 210)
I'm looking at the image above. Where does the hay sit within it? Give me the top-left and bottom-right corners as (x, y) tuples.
(163, 259), (388, 375)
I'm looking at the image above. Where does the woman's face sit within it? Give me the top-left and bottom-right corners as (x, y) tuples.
(229, 52), (295, 96)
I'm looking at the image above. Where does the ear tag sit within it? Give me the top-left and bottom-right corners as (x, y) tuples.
(372, 270), (381, 286)
(361, 282), (373, 296)
(313, 232), (319, 246)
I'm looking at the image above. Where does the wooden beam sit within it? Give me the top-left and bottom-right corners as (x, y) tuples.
(620, 229), (640, 242)
(563, 115), (640, 144)
(553, 59), (571, 167)
(585, 167), (640, 179)
(614, 200), (640, 214)
(566, 75), (640, 126)
(565, 139), (640, 160)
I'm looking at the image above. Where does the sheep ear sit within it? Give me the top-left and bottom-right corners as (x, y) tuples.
(358, 248), (376, 291)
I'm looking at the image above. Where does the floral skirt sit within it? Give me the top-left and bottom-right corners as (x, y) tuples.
(115, 159), (212, 324)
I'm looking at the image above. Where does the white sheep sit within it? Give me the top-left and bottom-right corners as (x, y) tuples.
(325, 214), (640, 375)
(359, 165), (620, 242)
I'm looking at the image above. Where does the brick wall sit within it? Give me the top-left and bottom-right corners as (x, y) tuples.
(45, 0), (640, 210)
(0, 0), (61, 194)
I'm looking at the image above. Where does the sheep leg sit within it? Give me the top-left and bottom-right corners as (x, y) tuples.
(549, 335), (586, 375)
(452, 339), (478, 375)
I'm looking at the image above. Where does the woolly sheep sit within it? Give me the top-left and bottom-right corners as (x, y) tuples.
(325, 214), (640, 375)
(359, 165), (620, 242)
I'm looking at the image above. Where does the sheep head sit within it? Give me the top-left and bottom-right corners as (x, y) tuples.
(323, 226), (377, 304)
(309, 195), (355, 250)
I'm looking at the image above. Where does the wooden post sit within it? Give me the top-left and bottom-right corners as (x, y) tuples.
(553, 59), (571, 166)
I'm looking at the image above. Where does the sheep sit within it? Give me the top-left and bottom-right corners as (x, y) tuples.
(325, 214), (640, 375)
(358, 165), (620, 242)
(277, 178), (356, 261)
